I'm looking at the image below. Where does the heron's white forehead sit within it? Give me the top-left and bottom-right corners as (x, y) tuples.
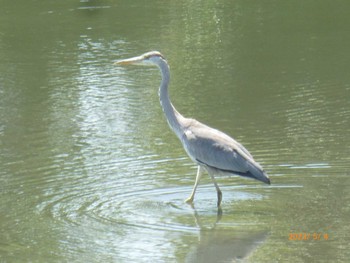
(143, 51), (165, 60)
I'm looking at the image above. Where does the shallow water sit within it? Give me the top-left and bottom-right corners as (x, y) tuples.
(1, 1), (350, 262)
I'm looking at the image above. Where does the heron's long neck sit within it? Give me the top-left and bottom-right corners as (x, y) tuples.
(158, 60), (184, 138)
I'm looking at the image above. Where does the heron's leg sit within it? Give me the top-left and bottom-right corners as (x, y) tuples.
(209, 173), (222, 207)
(185, 166), (204, 204)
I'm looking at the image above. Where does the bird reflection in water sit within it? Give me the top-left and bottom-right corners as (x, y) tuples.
(187, 205), (269, 262)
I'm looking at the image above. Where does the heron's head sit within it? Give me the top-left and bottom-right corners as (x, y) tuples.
(115, 51), (165, 66)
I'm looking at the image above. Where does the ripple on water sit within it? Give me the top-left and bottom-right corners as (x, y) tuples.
(36, 178), (269, 232)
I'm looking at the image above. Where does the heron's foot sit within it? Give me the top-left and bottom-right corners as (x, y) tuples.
(184, 196), (194, 204)
(217, 207), (223, 220)
(217, 190), (222, 207)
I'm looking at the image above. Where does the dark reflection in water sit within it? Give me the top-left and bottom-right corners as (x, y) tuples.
(185, 228), (269, 263)
(183, 206), (269, 262)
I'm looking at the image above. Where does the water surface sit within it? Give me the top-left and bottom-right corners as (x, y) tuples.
(1, 1), (350, 262)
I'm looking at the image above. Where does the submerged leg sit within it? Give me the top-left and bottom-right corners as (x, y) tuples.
(209, 173), (222, 207)
(185, 166), (204, 204)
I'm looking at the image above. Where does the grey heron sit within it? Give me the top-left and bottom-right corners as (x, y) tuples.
(115, 51), (270, 207)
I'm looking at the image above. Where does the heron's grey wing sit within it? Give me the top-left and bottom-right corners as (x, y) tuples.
(181, 120), (269, 183)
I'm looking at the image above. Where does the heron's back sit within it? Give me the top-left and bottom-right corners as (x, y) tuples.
(179, 118), (270, 184)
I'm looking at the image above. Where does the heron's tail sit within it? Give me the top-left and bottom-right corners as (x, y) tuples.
(244, 162), (271, 184)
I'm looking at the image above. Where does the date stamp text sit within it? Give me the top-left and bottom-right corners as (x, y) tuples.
(289, 232), (329, 241)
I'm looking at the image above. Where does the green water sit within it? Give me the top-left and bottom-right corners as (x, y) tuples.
(1, 1), (350, 262)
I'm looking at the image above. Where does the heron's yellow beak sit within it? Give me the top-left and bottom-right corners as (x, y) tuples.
(114, 55), (144, 65)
